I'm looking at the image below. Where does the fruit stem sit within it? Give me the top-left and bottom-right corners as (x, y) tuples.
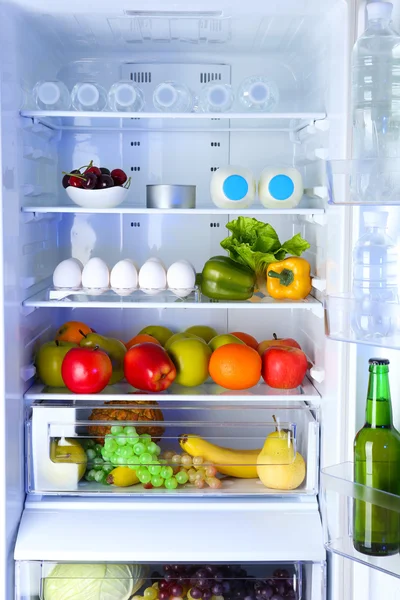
(272, 414), (281, 434)
(62, 171), (86, 181)
(273, 333), (278, 340)
(267, 268), (294, 287)
(123, 176), (132, 190)
(79, 329), (87, 338)
(55, 340), (59, 347)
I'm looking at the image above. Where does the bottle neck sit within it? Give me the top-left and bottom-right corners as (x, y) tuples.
(367, 17), (391, 31)
(365, 369), (392, 428)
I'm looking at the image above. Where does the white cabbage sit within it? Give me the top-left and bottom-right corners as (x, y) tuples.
(43, 563), (147, 600)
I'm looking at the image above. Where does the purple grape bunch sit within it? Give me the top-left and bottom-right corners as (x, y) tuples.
(153, 565), (298, 600)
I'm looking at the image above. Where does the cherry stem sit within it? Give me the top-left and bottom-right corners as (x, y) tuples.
(123, 177), (132, 190)
(62, 171), (87, 181)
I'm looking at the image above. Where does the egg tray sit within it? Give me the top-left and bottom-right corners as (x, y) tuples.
(48, 285), (200, 301)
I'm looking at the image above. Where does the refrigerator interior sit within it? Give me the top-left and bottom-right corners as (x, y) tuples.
(0, 0), (355, 598)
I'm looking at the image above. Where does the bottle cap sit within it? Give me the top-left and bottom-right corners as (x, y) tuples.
(115, 83), (137, 108)
(38, 82), (61, 106)
(155, 83), (178, 108)
(367, 1), (393, 21)
(369, 358), (390, 365)
(77, 83), (100, 107)
(223, 175), (249, 201)
(268, 174), (295, 201)
(208, 85), (230, 108)
(249, 82), (269, 104)
(363, 210), (388, 228)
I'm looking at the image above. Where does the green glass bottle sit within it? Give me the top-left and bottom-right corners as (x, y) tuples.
(353, 358), (400, 556)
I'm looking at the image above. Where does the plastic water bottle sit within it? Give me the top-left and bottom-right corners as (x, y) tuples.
(238, 76), (279, 112)
(108, 81), (144, 112)
(71, 82), (107, 111)
(352, 2), (400, 159)
(352, 211), (398, 339)
(153, 82), (194, 113)
(33, 81), (70, 110)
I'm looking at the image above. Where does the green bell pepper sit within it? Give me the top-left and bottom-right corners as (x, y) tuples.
(201, 256), (256, 301)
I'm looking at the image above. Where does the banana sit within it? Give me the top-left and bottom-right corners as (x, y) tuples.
(179, 434), (260, 478)
(106, 466), (140, 487)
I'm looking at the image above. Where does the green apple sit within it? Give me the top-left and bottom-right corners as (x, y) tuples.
(35, 341), (78, 387)
(165, 332), (205, 351)
(138, 325), (174, 347)
(168, 338), (212, 387)
(208, 334), (245, 352)
(185, 325), (218, 343)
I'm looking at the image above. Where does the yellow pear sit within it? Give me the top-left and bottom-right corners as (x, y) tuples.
(50, 437), (87, 481)
(257, 415), (306, 490)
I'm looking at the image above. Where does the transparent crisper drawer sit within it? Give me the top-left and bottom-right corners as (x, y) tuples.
(321, 463), (400, 580)
(15, 561), (326, 600)
(26, 401), (319, 497)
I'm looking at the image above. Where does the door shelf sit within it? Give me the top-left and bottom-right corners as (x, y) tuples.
(321, 462), (400, 580)
(327, 159), (400, 205)
(23, 286), (323, 314)
(27, 401), (319, 497)
(25, 379), (320, 403)
(16, 561), (309, 600)
(21, 110), (327, 133)
(326, 294), (400, 350)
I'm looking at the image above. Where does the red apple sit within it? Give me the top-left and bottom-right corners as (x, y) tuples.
(124, 342), (176, 392)
(262, 345), (308, 389)
(257, 333), (301, 356)
(61, 347), (112, 393)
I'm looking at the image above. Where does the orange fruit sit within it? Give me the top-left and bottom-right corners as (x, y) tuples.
(230, 331), (258, 350)
(209, 343), (262, 390)
(55, 321), (92, 344)
(125, 333), (162, 350)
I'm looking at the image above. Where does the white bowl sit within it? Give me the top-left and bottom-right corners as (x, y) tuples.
(66, 185), (129, 209)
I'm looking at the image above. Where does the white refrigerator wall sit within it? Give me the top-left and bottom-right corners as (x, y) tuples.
(0, 0), (366, 599)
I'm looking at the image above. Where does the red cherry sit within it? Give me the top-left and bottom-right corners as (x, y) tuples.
(69, 175), (83, 188)
(86, 166), (102, 177)
(111, 168), (128, 186)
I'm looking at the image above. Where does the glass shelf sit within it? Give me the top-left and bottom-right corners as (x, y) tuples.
(327, 159), (400, 205)
(21, 197), (326, 216)
(326, 294), (400, 350)
(322, 462), (400, 579)
(27, 401), (319, 497)
(23, 287), (323, 314)
(21, 110), (327, 133)
(24, 378), (320, 403)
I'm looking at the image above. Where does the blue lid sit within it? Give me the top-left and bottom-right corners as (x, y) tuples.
(268, 174), (294, 201)
(223, 175), (249, 201)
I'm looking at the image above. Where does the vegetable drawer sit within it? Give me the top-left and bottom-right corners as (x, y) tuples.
(15, 561), (326, 600)
(26, 401), (319, 497)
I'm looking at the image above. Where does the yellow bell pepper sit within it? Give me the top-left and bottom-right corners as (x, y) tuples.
(267, 257), (312, 300)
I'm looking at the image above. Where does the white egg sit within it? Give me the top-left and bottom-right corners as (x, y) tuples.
(139, 259), (167, 293)
(110, 259), (138, 295)
(82, 257), (109, 291)
(167, 260), (196, 291)
(146, 257), (166, 268)
(53, 258), (82, 289)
